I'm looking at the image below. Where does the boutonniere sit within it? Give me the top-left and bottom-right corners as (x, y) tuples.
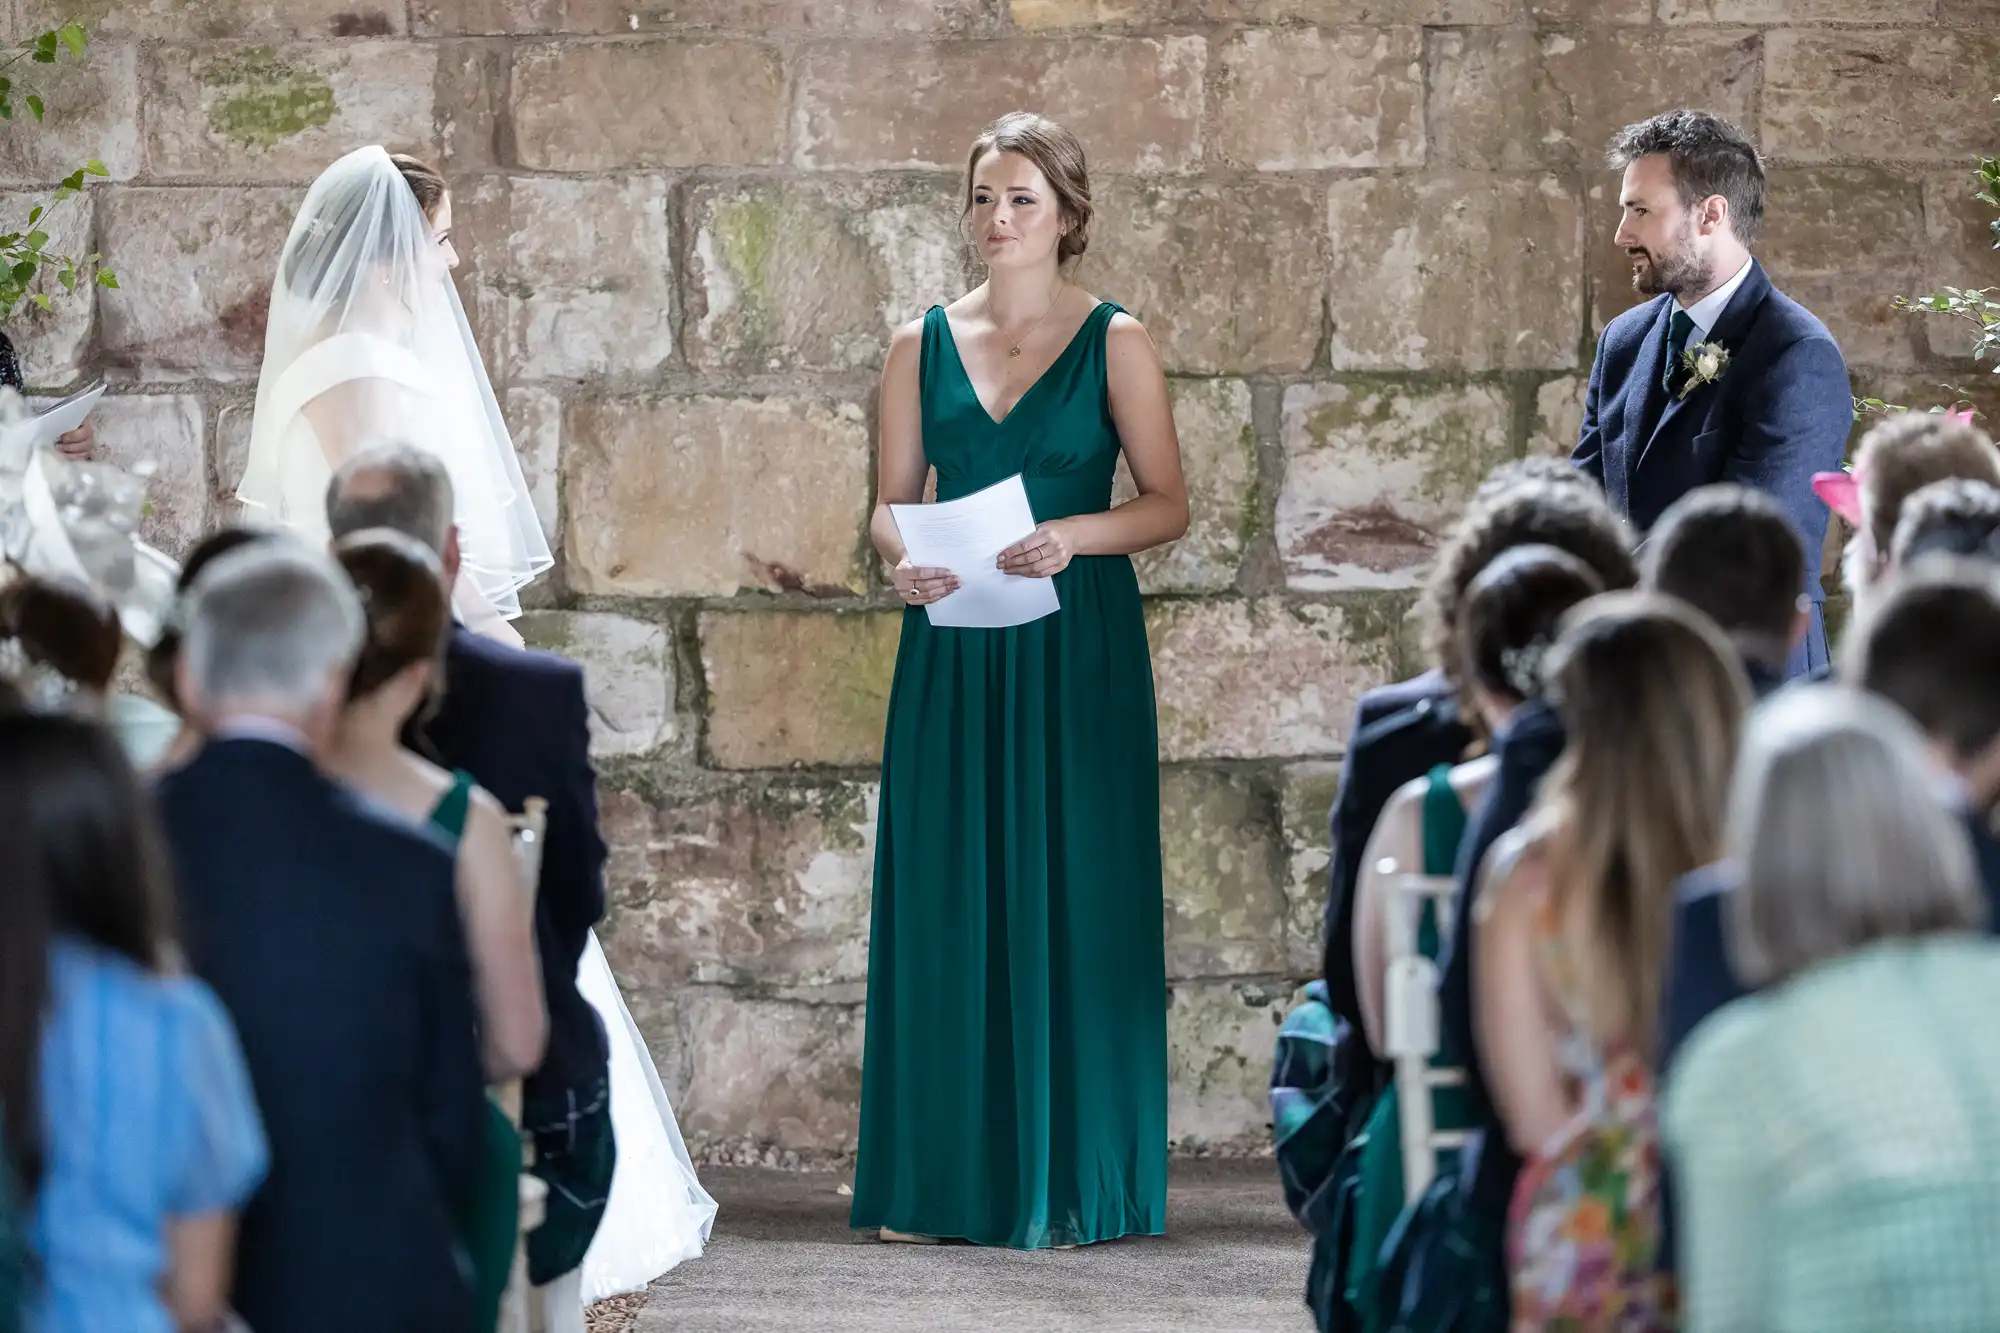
(1677, 340), (1730, 399)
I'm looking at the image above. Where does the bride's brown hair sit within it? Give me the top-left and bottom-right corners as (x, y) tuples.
(391, 153), (446, 221)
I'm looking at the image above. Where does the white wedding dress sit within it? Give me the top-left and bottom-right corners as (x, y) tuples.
(575, 930), (718, 1299)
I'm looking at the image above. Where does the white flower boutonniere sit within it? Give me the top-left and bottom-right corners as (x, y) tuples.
(1678, 340), (1730, 400)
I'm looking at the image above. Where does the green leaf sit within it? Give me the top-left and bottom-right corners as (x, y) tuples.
(11, 260), (36, 285)
(25, 93), (42, 121)
(32, 292), (49, 311)
(0, 101), (14, 121)
(25, 230), (47, 253)
(52, 186), (74, 202)
(58, 23), (86, 58)
(27, 206), (41, 227)
(95, 269), (117, 289)
(57, 267), (74, 292)
(83, 160), (107, 177)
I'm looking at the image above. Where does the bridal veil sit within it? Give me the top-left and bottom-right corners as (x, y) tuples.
(239, 144), (550, 619)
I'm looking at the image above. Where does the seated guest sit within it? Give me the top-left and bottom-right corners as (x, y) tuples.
(1661, 560), (2000, 1075)
(1642, 483), (1808, 696)
(155, 540), (487, 1333)
(324, 445), (614, 1291)
(324, 529), (546, 1333)
(1337, 546), (1603, 1331)
(1323, 467), (1633, 1027)
(0, 573), (180, 766)
(1813, 411), (2000, 624)
(0, 712), (267, 1333)
(1478, 593), (1749, 1321)
(141, 526), (276, 773)
(1890, 477), (2000, 567)
(1665, 688), (2000, 1333)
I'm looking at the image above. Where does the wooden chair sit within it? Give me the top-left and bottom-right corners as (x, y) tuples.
(496, 799), (549, 1333)
(1379, 863), (1471, 1202)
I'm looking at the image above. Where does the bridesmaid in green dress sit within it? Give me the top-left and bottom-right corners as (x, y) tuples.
(850, 111), (1189, 1250)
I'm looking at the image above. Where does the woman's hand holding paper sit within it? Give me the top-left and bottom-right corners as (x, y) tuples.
(996, 520), (1076, 578)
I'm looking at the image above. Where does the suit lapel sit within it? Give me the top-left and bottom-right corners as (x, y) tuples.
(1635, 261), (1772, 476)
(1613, 300), (1674, 499)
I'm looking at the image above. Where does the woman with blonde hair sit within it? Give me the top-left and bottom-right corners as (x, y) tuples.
(851, 110), (1188, 1249)
(1666, 688), (2000, 1333)
(1475, 592), (1750, 1326)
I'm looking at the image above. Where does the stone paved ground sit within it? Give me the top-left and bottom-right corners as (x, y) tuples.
(632, 1160), (1312, 1333)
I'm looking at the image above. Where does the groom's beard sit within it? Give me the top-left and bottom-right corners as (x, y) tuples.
(1628, 221), (1705, 299)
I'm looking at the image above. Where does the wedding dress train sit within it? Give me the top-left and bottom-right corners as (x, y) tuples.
(575, 930), (717, 1300)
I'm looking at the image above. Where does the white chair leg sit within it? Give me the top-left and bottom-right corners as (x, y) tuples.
(529, 1267), (586, 1333)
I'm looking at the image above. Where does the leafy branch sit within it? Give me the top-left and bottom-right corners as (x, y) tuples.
(0, 22), (117, 323)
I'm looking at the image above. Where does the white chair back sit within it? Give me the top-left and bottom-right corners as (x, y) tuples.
(497, 797), (551, 1333)
(1379, 860), (1471, 1201)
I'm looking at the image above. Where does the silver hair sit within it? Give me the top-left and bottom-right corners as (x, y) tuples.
(325, 441), (455, 556)
(1726, 685), (1986, 987)
(181, 540), (364, 720)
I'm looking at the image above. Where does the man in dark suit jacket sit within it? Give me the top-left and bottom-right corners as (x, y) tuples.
(326, 444), (614, 1286)
(1574, 108), (1851, 679)
(157, 542), (485, 1333)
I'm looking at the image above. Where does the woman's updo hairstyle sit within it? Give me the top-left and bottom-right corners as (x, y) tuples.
(333, 528), (449, 702)
(0, 574), (122, 695)
(963, 112), (1093, 264)
(1456, 544), (1605, 704)
(391, 153), (446, 221)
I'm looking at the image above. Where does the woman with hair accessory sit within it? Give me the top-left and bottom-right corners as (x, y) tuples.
(239, 146), (550, 645)
(1332, 545), (1603, 1333)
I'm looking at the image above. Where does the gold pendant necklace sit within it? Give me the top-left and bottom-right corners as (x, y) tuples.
(1006, 280), (1065, 358)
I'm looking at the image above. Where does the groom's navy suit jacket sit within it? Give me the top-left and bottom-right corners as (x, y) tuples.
(1572, 261), (1852, 674)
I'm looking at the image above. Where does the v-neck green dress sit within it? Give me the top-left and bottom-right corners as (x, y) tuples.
(850, 300), (1169, 1249)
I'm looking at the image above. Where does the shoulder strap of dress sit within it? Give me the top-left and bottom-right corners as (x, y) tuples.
(426, 768), (477, 843)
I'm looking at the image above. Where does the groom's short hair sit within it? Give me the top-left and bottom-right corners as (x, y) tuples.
(1607, 109), (1766, 246)
(325, 442), (455, 557)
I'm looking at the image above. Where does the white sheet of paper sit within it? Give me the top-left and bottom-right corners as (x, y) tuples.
(890, 474), (1060, 629)
(30, 380), (104, 449)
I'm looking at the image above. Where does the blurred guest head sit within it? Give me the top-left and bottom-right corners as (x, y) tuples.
(176, 542), (363, 752)
(0, 711), (176, 1189)
(1642, 483), (1808, 678)
(1889, 477), (2000, 569)
(333, 529), (449, 729)
(144, 526), (274, 714)
(325, 442), (459, 587)
(1469, 455), (1598, 508)
(0, 573), (123, 700)
(1823, 413), (2000, 619)
(1845, 559), (2000, 811)
(1725, 686), (1982, 988)
(1536, 591), (1750, 1052)
(1454, 544), (1605, 733)
(1421, 480), (1638, 726)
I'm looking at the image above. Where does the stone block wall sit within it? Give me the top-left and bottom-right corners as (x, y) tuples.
(7, 0), (1997, 1160)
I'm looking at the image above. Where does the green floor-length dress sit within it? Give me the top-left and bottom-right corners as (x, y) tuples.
(849, 300), (1169, 1249)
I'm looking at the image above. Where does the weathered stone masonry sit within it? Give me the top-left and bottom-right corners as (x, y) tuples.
(5, 0), (1995, 1160)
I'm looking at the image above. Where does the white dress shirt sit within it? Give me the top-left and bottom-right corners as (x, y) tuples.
(1679, 255), (1754, 343)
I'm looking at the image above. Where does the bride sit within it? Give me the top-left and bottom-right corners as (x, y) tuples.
(245, 145), (716, 1306)
(240, 143), (548, 645)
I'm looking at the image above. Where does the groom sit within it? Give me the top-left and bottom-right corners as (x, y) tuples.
(1573, 108), (1851, 676)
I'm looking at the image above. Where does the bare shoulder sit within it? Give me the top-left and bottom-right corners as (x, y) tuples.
(1104, 309), (1154, 346)
(466, 784), (510, 827)
(1474, 824), (1551, 927)
(887, 314), (928, 352)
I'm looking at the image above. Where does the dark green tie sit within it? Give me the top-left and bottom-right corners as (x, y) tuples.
(1663, 308), (1697, 394)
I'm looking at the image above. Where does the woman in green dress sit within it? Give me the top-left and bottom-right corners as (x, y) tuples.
(850, 111), (1189, 1250)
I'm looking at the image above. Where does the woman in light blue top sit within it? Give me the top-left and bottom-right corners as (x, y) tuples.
(0, 710), (268, 1333)
(1665, 687), (2000, 1333)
